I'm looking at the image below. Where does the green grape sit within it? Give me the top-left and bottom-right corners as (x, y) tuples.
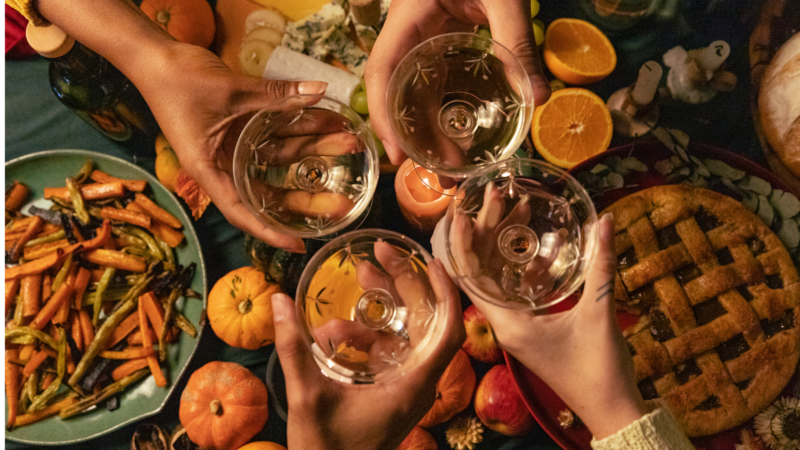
(477, 28), (492, 39)
(532, 19), (545, 46)
(530, 0), (540, 18)
(350, 90), (369, 115)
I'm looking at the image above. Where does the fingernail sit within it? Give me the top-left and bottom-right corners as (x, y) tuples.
(298, 81), (327, 95)
(286, 240), (306, 254)
(272, 293), (288, 322)
(601, 212), (615, 241)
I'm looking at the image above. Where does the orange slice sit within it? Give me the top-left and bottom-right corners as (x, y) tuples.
(531, 88), (613, 168)
(543, 18), (617, 85)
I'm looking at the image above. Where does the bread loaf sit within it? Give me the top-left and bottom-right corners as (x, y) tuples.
(759, 32), (800, 176)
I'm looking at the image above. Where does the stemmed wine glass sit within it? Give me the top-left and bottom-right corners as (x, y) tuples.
(438, 158), (599, 310)
(295, 229), (442, 384)
(386, 32), (535, 182)
(233, 94), (379, 239)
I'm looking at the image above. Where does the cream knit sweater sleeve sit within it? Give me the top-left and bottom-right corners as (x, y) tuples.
(591, 400), (694, 450)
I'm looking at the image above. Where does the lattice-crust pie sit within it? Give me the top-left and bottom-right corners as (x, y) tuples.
(604, 185), (800, 437)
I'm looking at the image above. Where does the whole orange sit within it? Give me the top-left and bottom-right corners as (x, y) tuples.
(140, 0), (216, 49)
(543, 18), (616, 85)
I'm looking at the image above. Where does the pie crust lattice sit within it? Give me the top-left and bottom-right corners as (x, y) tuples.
(604, 185), (800, 437)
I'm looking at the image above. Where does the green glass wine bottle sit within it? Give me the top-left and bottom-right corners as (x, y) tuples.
(25, 22), (160, 155)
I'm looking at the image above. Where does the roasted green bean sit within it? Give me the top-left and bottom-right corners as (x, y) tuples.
(27, 331), (66, 413)
(66, 178), (90, 224)
(25, 229), (66, 247)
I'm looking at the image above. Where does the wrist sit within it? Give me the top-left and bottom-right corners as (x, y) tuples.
(574, 390), (648, 440)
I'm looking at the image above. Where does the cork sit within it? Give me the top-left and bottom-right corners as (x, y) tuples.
(349, 0), (381, 27)
(25, 21), (75, 58)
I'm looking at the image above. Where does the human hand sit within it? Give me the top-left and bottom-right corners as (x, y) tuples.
(131, 41), (332, 253)
(272, 258), (465, 450)
(452, 211), (648, 439)
(365, 0), (551, 166)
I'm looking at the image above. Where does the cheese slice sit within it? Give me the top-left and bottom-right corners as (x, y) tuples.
(263, 46), (360, 104)
(249, 0), (332, 21)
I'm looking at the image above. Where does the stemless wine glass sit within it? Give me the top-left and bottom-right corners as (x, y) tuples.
(295, 229), (441, 384)
(386, 33), (534, 181)
(441, 158), (599, 310)
(233, 94), (379, 239)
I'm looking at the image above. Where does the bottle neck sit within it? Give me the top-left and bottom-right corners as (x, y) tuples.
(48, 41), (108, 76)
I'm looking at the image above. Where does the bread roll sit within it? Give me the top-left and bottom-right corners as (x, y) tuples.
(760, 32), (800, 176)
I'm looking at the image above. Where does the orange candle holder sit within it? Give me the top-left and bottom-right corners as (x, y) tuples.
(394, 158), (456, 234)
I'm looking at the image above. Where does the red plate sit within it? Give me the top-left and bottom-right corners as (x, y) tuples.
(507, 141), (800, 450)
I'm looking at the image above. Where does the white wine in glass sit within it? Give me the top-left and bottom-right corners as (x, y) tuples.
(387, 33), (534, 180)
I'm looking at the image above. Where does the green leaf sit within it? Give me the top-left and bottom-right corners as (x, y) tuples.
(654, 159), (675, 176)
(769, 189), (800, 219)
(737, 176), (773, 196)
(590, 164), (611, 175)
(677, 166), (691, 176)
(757, 195), (775, 226)
(621, 157), (648, 172)
(720, 178), (745, 198)
(690, 156), (710, 177)
(778, 219), (800, 249)
(703, 159), (747, 180)
(742, 191), (759, 212)
(604, 172), (624, 189)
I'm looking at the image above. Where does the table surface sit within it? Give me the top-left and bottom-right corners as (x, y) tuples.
(5, 0), (771, 448)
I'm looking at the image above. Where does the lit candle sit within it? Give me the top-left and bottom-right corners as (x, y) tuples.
(395, 158), (456, 234)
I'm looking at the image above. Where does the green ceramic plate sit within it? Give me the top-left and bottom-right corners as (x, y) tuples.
(5, 150), (207, 445)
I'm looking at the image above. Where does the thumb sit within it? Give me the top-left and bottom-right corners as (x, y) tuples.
(271, 293), (324, 400)
(484, 0), (551, 107)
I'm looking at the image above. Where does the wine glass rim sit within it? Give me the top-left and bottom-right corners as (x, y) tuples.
(444, 157), (600, 311)
(385, 32), (534, 179)
(232, 94), (380, 238)
(294, 228), (434, 383)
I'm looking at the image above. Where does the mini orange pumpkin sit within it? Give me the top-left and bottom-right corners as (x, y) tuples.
(418, 349), (476, 428)
(139, 0), (215, 49)
(208, 266), (283, 350)
(179, 361), (268, 450)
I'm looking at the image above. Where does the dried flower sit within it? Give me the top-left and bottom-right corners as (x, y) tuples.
(754, 397), (800, 450)
(445, 416), (484, 450)
(559, 409), (576, 428)
(737, 428), (768, 450)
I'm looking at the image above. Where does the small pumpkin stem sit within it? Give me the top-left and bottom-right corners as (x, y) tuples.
(238, 299), (253, 315)
(209, 399), (223, 416)
(155, 10), (170, 26)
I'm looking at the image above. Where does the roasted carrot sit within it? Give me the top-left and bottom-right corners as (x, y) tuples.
(20, 274), (42, 318)
(41, 274), (52, 303)
(29, 283), (73, 330)
(6, 279), (20, 316)
(111, 357), (149, 381)
(23, 239), (70, 261)
(41, 373), (56, 391)
(5, 240), (16, 252)
(140, 292), (166, 335)
(22, 350), (49, 377)
(126, 202), (184, 247)
(78, 309), (94, 347)
(9, 216), (44, 263)
(99, 346), (155, 360)
(43, 182), (125, 201)
(5, 223), (60, 242)
(5, 181), (30, 212)
(107, 311), (140, 348)
(138, 297), (166, 387)
(100, 207), (152, 229)
(90, 170), (147, 192)
(52, 266), (77, 325)
(134, 194), (182, 229)
(5, 250), (62, 281)
(18, 344), (35, 362)
(6, 348), (21, 429)
(84, 249), (146, 272)
(72, 267), (91, 310)
(61, 220), (111, 257)
(14, 395), (77, 427)
(71, 312), (84, 351)
(6, 216), (37, 232)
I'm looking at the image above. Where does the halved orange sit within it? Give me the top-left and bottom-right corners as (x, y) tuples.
(543, 18), (617, 85)
(531, 87), (613, 169)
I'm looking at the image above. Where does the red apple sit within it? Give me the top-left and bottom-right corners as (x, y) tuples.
(462, 304), (503, 363)
(474, 364), (535, 436)
(398, 426), (437, 450)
